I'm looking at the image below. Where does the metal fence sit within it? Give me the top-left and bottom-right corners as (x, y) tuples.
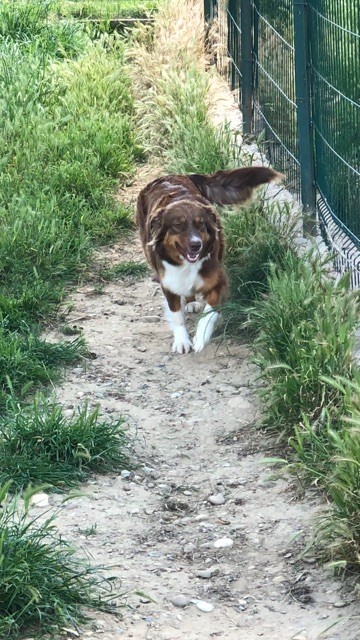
(204, 0), (360, 285)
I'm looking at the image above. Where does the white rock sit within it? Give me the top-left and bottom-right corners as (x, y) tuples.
(29, 493), (49, 508)
(194, 600), (214, 612)
(208, 493), (225, 505)
(213, 537), (234, 549)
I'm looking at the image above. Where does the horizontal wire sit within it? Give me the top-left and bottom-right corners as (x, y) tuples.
(309, 5), (360, 39)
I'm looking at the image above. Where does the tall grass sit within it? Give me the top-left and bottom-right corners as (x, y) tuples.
(0, 483), (118, 639)
(222, 200), (297, 335)
(0, 6), (139, 403)
(251, 254), (359, 434)
(128, 0), (240, 174)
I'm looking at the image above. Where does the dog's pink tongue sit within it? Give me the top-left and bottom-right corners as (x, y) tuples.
(187, 253), (199, 263)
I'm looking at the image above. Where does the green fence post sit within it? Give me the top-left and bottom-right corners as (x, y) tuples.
(240, 0), (253, 134)
(293, 0), (316, 236)
(204, 0), (211, 22)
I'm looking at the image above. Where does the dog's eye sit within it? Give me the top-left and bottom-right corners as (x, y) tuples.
(172, 222), (185, 231)
(198, 221), (206, 231)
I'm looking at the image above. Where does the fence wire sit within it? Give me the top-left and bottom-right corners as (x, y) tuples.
(205, 0), (360, 286)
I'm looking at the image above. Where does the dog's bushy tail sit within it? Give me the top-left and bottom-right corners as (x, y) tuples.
(188, 166), (283, 206)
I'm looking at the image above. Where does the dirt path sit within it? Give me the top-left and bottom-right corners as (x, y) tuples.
(46, 234), (359, 640)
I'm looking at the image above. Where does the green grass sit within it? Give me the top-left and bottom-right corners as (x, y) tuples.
(0, 331), (86, 410)
(54, 0), (157, 20)
(100, 261), (149, 280)
(251, 254), (359, 435)
(0, 397), (130, 490)
(222, 200), (296, 336)
(0, 6), (139, 404)
(0, 483), (119, 639)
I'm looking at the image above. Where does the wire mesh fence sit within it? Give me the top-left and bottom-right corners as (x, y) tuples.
(204, 0), (360, 286)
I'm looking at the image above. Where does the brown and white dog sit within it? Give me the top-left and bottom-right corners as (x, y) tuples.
(136, 166), (281, 354)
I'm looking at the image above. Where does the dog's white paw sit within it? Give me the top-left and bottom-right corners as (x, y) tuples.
(185, 301), (202, 314)
(172, 326), (192, 354)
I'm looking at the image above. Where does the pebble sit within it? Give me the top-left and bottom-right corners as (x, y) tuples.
(213, 537), (234, 549)
(208, 493), (226, 505)
(143, 315), (161, 323)
(121, 470), (131, 479)
(170, 594), (189, 608)
(196, 566), (219, 579)
(193, 600), (214, 613)
(333, 601), (347, 608)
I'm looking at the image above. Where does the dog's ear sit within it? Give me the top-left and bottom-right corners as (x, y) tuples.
(146, 209), (166, 248)
(188, 167), (283, 206)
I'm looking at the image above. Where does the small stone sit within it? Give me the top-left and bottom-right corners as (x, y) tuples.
(213, 537), (233, 549)
(29, 493), (49, 508)
(92, 619), (107, 631)
(333, 601), (348, 608)
(143, 315), (161, 323)
(196, 566), (219, 579)
(208, 493), (226, 506)
(121, 470), (131, 479)
(183, 542), (196, 554)
(194, 600), (214, 612)
(170, 594), (189, 608)
(194, 513), (209, 522)
(137, 346), (147, 352)
(123, 484), (131, 492)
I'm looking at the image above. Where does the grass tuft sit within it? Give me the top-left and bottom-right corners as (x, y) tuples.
(0, 483), (119, 639)
(0, 397), (130, 490)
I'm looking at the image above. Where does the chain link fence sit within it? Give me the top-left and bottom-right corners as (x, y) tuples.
(204, 0), (360, 286)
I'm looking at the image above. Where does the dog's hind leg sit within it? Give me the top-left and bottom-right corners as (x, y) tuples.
(193, 304), (219, 353)
(193, 284), (225, 353)
(163, 289), (192, 354)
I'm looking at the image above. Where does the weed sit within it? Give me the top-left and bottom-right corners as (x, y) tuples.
(0, 397), (130, 490)
(0, 483), (119, 638)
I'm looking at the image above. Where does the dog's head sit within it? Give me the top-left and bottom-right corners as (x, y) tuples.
(148, 201), (219, 264)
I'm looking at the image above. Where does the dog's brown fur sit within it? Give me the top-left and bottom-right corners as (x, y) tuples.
(136, 166), (281, 352)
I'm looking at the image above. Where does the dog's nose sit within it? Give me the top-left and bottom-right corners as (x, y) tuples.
(189, 239), (202, 252)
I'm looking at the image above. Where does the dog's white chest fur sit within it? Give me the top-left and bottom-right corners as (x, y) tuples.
(161, 258), (207, 296)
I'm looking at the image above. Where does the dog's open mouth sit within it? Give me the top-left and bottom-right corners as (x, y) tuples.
(186, 251), (200, 263)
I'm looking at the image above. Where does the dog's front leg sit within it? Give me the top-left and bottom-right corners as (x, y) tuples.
(163, 288), (192, 354)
